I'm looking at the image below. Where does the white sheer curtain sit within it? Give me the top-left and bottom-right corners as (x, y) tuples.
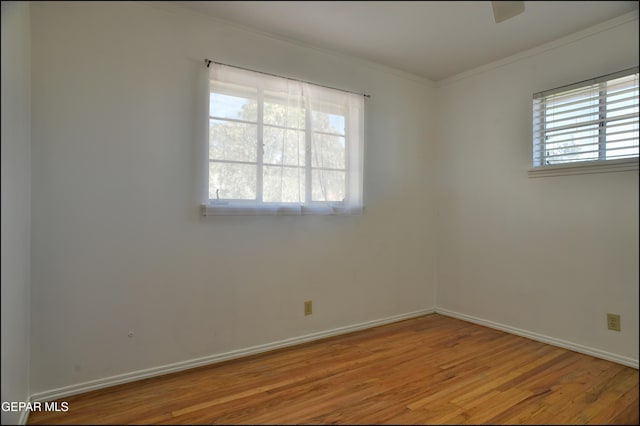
(201, 63), (364, 216)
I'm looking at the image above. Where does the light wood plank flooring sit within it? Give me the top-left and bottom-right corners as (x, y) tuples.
(28, 314), (639, 425)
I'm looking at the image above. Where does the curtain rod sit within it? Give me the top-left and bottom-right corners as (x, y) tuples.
(204, 59), (371, 98)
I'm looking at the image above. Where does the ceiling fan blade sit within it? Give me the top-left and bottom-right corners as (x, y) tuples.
(491, 1), (525, 23)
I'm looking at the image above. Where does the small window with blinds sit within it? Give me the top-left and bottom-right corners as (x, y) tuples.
(531, 67), (639, 176)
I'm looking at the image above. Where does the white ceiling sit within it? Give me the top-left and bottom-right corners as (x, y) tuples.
(177, 1), (638, 82)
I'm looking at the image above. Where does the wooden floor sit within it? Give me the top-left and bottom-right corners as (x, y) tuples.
(28, 314), (638, 425)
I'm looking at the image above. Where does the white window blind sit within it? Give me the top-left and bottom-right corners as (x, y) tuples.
(532, 67), (639, 170)
(201, 64), (365, 215)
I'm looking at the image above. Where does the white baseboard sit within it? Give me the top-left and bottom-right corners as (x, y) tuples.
(436, 307), (639, 369)
(30, 308), (435, 403)
(29, 306), (637, 406)
(18, 407), (30, 426)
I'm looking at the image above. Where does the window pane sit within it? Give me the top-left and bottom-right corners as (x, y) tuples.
(264, 94), (305, 129)
(545, 97), (598, 129)
(209, 119), (257, 162)
(545, 143), (599, 164)
(312, 170), (345, 202)
(544, 124), (599, 164)
(312, 110), (345, 135)
(312, 134), (345, 169)
(263, 127), (305, 166)
(606, 117), (639, 159)
(210, 83), (257, 121)
(263, 166), (305, 203)
(545, 126), (598, 147)
(606, 143), (639, 160)
(606, 75), (639, 160)
(606, 96), (637, 119)
(209, 162), (256, 200)
(607, 74), (638, 94)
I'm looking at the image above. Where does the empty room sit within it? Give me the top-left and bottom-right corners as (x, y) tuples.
(2, 1), (639, 424)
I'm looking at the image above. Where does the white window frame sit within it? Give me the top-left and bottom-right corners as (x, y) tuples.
(529, 67), (639, 178)
(201, 64), (365, 215)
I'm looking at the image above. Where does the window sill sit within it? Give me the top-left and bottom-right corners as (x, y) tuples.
(200, 203), (363, 216)
(528, 158), (639, 178)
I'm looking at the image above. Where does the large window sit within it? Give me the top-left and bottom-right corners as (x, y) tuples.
(202, 64), (364, 215)
(531, 67), (638, 174)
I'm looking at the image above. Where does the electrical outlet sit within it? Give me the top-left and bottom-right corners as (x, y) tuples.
(304, 300), (312, 316)
(607, 313), (621, 331)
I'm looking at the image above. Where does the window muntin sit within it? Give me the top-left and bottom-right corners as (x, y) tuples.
(532, 68), (639, 168)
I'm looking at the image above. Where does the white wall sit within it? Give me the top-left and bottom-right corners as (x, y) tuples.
(26, 0), (638, 400)
(30, 1), (436, 394)
(435, 14), (639, 365)
(1, 1), (32, 424)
